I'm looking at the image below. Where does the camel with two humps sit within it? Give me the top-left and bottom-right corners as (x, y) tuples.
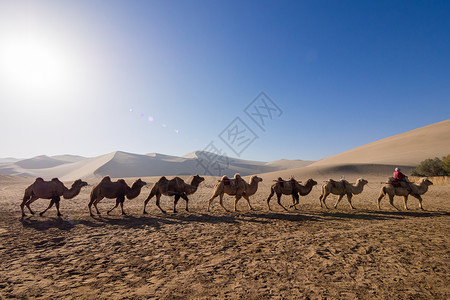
(208, 175), (263, 212)
(267, 178), (317, 211)
(88, 176), (147, 216)
(143, 174), (205, 214)
(20, 178), (88, 217)
(319, 178), (368, 209)
(377, 177), (433, 210)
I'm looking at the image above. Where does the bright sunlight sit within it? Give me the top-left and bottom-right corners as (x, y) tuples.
(0, 33), (75, 100)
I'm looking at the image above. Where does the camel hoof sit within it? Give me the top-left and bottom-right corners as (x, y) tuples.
(30, 211), (35, 215)
(57, 213), (62, 217)
(122, 212), (127, 216)
(143, 211), (148, 215)
(39, 212), (44, 216)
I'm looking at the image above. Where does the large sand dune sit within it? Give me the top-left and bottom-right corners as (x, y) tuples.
(0, 151), (313, 181)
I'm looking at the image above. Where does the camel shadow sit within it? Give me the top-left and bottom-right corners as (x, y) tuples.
(84, 214), (178, 229)
(362, 209), (449, 218)
(20, 216), (74, 231)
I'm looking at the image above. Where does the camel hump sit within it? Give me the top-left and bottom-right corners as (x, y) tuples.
(117, 179), (126, 184)
(35, 177), (44, 182)
(101, 176), (111, 183)
(221, 175), (230, 181)
(234, 173), (241, 180)
(51, 178), (60, 182)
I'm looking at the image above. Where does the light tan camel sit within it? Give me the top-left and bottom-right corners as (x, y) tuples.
(20, 178), (88, 217)
(88, 176), (147, 216)
(267, 178), (317, 211)
(377, 177), (433, 210)
(143, 174), (205, 214)
(319, 178), (368, 209)
(208, 175), (262, 212)
(241, 175), (263, 210)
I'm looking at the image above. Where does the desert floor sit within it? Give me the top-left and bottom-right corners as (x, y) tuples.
(1, 176), (449, 299)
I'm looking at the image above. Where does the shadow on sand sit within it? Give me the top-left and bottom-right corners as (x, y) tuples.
(18, 208), (449, 231)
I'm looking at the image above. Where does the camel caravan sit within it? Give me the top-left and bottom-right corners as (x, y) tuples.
(19, 171), (433, 218)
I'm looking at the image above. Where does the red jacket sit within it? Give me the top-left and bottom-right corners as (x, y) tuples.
(393, 170), (406, 181)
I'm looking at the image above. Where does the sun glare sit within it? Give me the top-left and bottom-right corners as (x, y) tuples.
(0, 34), (75, 100)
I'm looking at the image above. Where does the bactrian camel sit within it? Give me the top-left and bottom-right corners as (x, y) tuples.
(20, 178), (88, 217)
(319, 178), (368, 209)
(88, 176), (147, 216)
(377, 177), (433, 210)
(143, 174), (205, 214)
(208, 175), (263, 212)
(267, 178), (317, 211)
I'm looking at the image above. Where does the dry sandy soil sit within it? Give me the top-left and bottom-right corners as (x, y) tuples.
(1, 175), (449, 299)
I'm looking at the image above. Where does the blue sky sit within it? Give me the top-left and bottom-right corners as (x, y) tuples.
(0, 0), (449, 161)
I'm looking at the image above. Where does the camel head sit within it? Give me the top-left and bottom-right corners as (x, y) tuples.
(250, 175), (263, 183)
(72, 179), (88, 189)
(420, 178), (433, 186)
(132, 178), (147, 189)
(192, 174), (205, 184)
(357, 178), (368, 185)
(305, 178), (318, 187)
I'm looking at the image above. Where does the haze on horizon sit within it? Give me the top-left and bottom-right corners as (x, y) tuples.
(1, 1), (449, 162)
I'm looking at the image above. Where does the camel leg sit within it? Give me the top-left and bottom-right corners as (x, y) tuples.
(291, 193), (300, 210)
(219, 194), (229, 212)
(276, 193), (288, 211)
(88, 196), (98, 216)
(173, 194), (180, 213)
(107, 197), (120, 215)
(208, 195), (217, 212)
(388, 195), (400, 211)
(155, 194), (166, 214)
(143, 191), (155, 214)
(267, 189), (275, 211)
(403, 195), (409, 210)
(20, 195), (32, 217)
(234, 194), (243, 212)
(120, 197), (126, 215)
(242, 194), (254, 211)
(93, 197), (103, 215)
(333, 194), (344, 209)
(39, 199), (54, 216)
(346, 193), (355, 209)
(25, 196), (39, 215)
(54, 197), (62, 217)
(410, 194), (424, 210)
(181, 194), (189, 212)
(319, 194), (324, 208)
(321, 192), (330, 209)
(377, 192), (385, 210)
(40, 196), (61, 216)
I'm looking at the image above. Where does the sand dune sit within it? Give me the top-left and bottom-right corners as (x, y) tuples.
(311, 119), (450, 167)
(0, 151), (306, 181)
(0, 120), (448, 182)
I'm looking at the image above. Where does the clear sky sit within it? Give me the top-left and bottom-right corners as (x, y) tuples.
(1, 0), (449, 161)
